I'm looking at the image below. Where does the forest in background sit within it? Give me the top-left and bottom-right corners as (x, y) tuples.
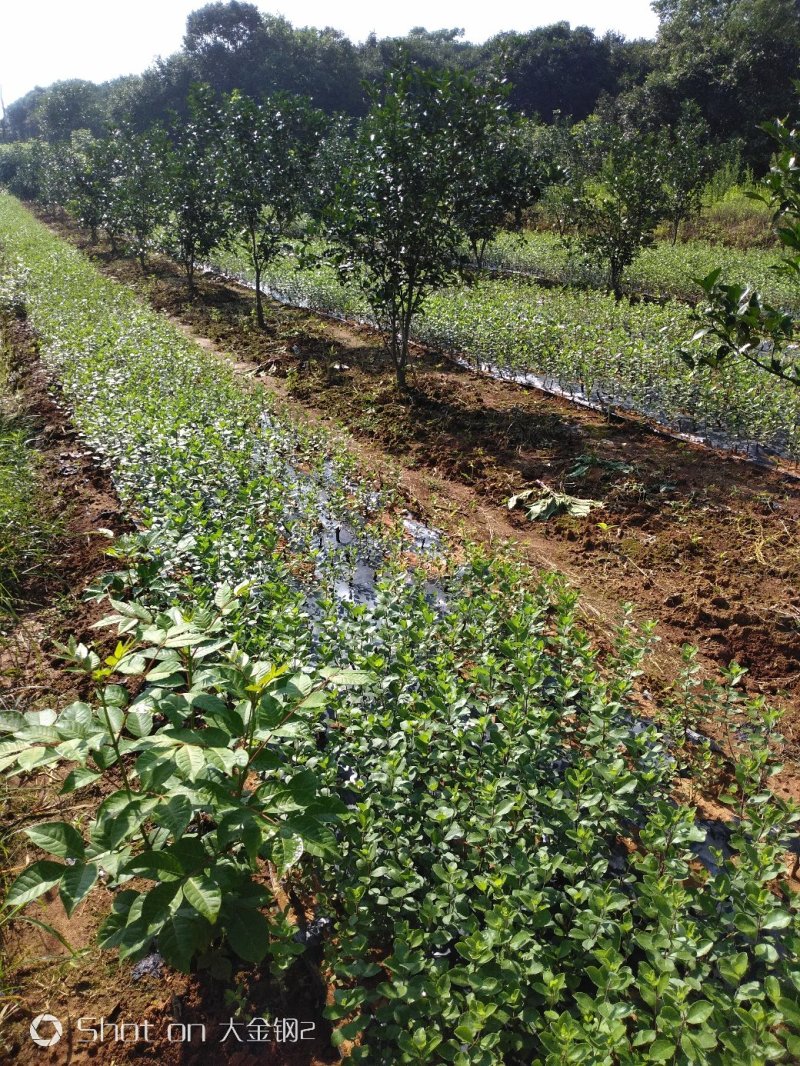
(2, 0), (799, 170)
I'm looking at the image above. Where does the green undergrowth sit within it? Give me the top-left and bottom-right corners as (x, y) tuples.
(0, 280), (60, 617)
(479, 231), (795, 310)
(215, 240), (800, 460)
(0, 194), (799, 1064)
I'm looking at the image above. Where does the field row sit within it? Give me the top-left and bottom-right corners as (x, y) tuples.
(214, 243), (800, 461)
(480, 231), (797, 309)
(2, 195), (799, 1064)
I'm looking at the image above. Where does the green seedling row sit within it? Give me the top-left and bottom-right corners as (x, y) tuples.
(1, 195), (799, 1064)
(480, 231), (798, 310)
(214, 242), (800, 460)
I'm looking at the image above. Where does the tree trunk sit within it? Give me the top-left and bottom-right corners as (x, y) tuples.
(610, 261), (623, 302)
(395, 356), (407, 391)
(254, 261), (266, 330)
(671, 218), (680, 246)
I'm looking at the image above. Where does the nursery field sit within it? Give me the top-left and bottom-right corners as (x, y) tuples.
(1, 194), (800, 1066)
(477, 230), (798, 309)
(212, 241), (800, 463)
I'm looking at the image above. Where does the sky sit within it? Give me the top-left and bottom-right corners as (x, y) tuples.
(0, 0), (660, 108)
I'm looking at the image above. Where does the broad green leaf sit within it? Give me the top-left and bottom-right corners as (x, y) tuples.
(272, 833), (304, 877)
(154, 795), (193, 839)
(126, 708), (154, 737)
(7, 860), (66, 907)
(60, 768), (101, 794)
(60, 863), (99, 917)
(174, 745), (206, 781)
(686, 1001), (714, 1025)
(647, 1039), (676, 1062)
(25, 822), (86, 860)
(184, 876), (222, 924)
(225, 904), (269, 963)
(158, 912), (205, 972)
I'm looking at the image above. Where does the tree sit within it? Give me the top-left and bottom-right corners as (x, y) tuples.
(481, 24), (618, 122)
(682, 110), (800, 387)
(568, 119), (668, 299)
(648, 0), (800, 170)
(61, 131), (111, 243)
(454, 115), (542, 269)
(114, 125), (170, 270)
(223, 91), (324, 327)
(659, 102), (717, 244)
(324, 65), (533, 390)
(162, 86), (231, 290)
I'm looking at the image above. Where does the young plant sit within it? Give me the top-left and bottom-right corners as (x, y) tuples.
(324, 65), (526, 390)
(223, 90), (324, 327)
(1, 586), (368, 972)
(683, 106), (800, 387)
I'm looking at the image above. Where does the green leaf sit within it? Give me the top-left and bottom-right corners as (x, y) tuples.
(174, 745), (206, 781)
(718, 952), (748, 983)
(60, 768), (101, 794)
(323, 669), (372, 687)
(686, 1001), (714, 1025)
(225, 904), (269, 963)
(7, 860), (66, 907)
(25, 822), (85, 860)
(761, 911), (791, 930)
(59, 863), (99, 917)
(126, 708), (154, 737)
(184, 876), (222, 924)
(734, 913), (758, 938)
(124, 850), (184, 879)
(648, 1039), (676, 1061)
(272, 833), (304, 877)
(778, 998), (800, 1030)
(154, 795), (193, 839)
(158, 912), (205, 972)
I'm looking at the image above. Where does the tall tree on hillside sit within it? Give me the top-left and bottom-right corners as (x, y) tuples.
(223, 91), (325, 327)
(647, 0), (800, 168)
(481, 24), (618, 121)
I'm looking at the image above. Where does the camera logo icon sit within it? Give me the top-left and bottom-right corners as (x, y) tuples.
(30, 1014), (63, 1047)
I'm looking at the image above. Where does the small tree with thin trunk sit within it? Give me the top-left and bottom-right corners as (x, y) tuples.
(453, 109), (541, 270)
(325, 65), (527, 390)
(114, 125), (169, 270)
(569, 119), (667, 300)
(660, 101), (716, 245)
(163, 85), (230, 292)
(223, 91), (324, 328)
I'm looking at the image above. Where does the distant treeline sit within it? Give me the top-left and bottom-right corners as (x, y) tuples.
(2, 0), (799, 168)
